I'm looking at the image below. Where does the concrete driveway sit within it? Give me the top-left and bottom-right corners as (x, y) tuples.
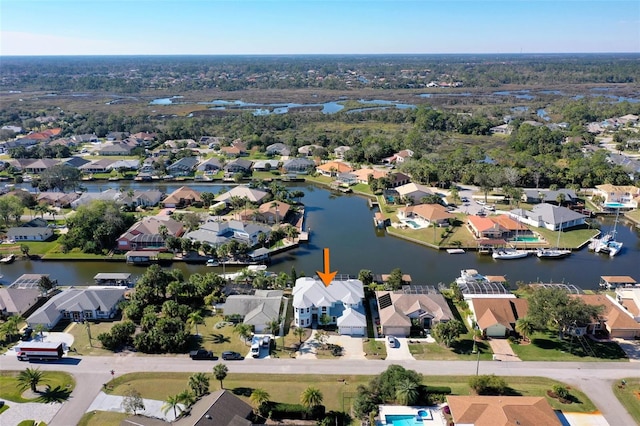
(614, 338), (640, 362)
(384, 337), (415, 361)
(327, 335), (365, 360)
(487, 338), (521, 362)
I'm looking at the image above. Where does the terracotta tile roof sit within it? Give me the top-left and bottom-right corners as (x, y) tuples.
(163, 186), (203, 205)
(400, 204), (453, 221)
(491, 215), (528, 231)
(447, 395), (561, 426)
(317, 161), (353, 173)
(468, 215), (499, 232)
(577, 294), (640, 332)
(352, 168), (388, 181)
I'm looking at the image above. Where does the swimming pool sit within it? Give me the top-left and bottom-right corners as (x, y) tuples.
(604, 202), (626, 208)
(512, 236), (540, 242)
(384, 414), (424, 426)
(406, 220), (421, 229)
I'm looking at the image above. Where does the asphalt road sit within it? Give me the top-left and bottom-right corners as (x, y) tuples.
(2, 356), (637, 426)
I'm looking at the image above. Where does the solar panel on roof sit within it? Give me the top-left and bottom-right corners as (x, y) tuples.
(378, 293), (392, 309)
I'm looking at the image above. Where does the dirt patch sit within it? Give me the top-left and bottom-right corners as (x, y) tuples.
(634, 390), (640, 400)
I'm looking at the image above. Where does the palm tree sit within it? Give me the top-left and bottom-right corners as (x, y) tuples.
(162, 394), (184, 419)
(177, 389), (196, 408)
(300, 386), (323, 410)
(515, 317), (534, 342)
(188, 372), (210, 397)
(187, 311), (204, 336)
(2, 315), (22, 342)
(395, 379), (419, 405)
(33, 324), (47, 341)
(294, 327), (306, 344)
(266, 317), (281, 339)
(250, 388), (270, 415)
(17, 367), (47, 393)
(234, 323), (252, 346)
(213, 363), (228, 389)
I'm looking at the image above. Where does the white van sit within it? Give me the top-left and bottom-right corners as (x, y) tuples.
(261, 335), (271, 349)
(251, 339), (260, 358)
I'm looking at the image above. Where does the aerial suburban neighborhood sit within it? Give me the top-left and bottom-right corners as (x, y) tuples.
(1, 47), (640, 426)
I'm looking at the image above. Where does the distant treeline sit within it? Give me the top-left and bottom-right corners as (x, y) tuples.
(1, 54), (639, 92)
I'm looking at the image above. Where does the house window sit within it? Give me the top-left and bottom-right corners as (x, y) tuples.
(332, 316), (337, 323)
(321, 307), (327, 313)
(306, 308), (310, 313)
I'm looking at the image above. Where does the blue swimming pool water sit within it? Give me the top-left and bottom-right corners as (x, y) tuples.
(512, 236), (540, 242)
(406, 220), (421, 229)
(604, 202), (625, 208)
(384, 414), (423, 426)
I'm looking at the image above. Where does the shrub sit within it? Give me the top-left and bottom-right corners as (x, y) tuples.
(265, 402), (325, 420)
(552, 385), (569, 399)
(469, 375), (508, 395)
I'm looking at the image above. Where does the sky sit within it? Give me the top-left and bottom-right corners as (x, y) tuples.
(1, 0), (639, 56)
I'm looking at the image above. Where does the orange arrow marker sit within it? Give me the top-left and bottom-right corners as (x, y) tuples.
(316, 248), (337, 287)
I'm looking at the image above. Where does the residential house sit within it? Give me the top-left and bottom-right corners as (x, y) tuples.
(509, 203), (587, 231)
(297, 144), (322, 156)
(251, 159), (280, 171)
(334, 145), (351, 159)
(71, 133), (99, 143)
(61, 156), (90, 169)
(162, 186), (203, 208)
(292, 277), (366, 335)
(490, 123), (513, 135)
(266, 142), (291, 156)
(105, 131), (129, 141)
(335, 172), (358, 186)
(397, 204), (453, 227)
(224, 158), (253, 174)
(98, 141), (136, 156)
(199, 136), (223, 147)
(615, 287), (640, 323)
(469, 297), (528, 338)
(222, 290), (284, 333)
(185, 219), (271, 248)
(521, 188), (578, 205)
(118, 190), (163, 208)
(281, 157), (316, 174)
(258, 200), (290, 224)
(0, 288), (42, 318)
(352, 168), (389, 184)
(131, 132), (156, 144)
(395, 182), (433, 204)
(316, 161), (353, 177)
(382, 149), (414, 165)
(7, 226), (53, 242)
(23, 159), (60, 174)
(467, 215), (530, 240)
(109, 159), (140, 172)
(215, 185), (268, 205)
(593, 184), (640, 208)
(375, 290), (453, 336)
(167, 156), (199, 176)
(388, 172), (411, 187)
(446, 396), (561, 426)
(577, 294), (640, 339)
(489, 215), (532, 239)
(71, 189), (122, 208)
(196, 157), (224, 173)
(27, 287), (126, 328)
(219, 145), (244, 157)
(37, 192), (81, 208)
(117, 216), (184, 251)
(80, 159), (116, 174)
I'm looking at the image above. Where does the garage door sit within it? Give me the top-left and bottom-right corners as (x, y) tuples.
(339, 326), (365, 336)
(384, 327), (409, 337)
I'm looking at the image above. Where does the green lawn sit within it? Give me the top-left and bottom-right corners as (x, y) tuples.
(533, 227), (599, 248)
(511, 331), (628, 362)
(106, 372), (597, 417)
(625, 209), (640, 224)
(0, 371), (75, 403)
(77, 411), (129, 426)
(409, 337), (493, 361)
(364, 338), (387, 360)
(65, 320), (122, 356)
(612, 377), (640, 425)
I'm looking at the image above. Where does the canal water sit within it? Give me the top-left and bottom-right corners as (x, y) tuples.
(2, 182), (638, 290)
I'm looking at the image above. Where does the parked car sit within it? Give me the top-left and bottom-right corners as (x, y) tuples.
(476, 200), (486, 205)
(261, 335), (271, 348)
(486, 205), (496, 211)
(189, 349), (216, 360)
(221, 351), (244, 360)
(386, 335), (398, 348)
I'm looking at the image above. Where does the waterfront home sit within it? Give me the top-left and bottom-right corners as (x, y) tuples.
(98, 140), (136, 156)
(251, 159), (280, 171)
(576, 294), (640, 339)
(222, 290), (284, 333)
(185, 218), (271, 248)
(224, 158), (253, 174)
(394, 182), (433, 204)
(446, 396), (561, 426)
(266, 142), (291, 156)
(214, 185), (268, 205)
(36, 191), (81, 208)
(196, 157), (224, 173)
(79, 158), (116, 174)
(615, 287), (640, 323)
(7, 226), (53, 242)
(468, 297), (528, 338)
(118, 190), (163, 208)
(352, 167), (389, 184)
(23, 158), (60, 174)
(316, 161), (353, 177)
(167, 156), (199, 176)
(466, 216), (504, 239)
(389, 172), (411, 188)
(593, 184), (640, 208)
(599, 275), (638, 290)
(375, 290), (453, 336)
(61, 156), (91, 169)
(108, 159), (140, 171)
(509, 203), (586, 231)
(292, 276), (366, 335)
(281, 157), (316, 174)
(117, 216), (184, 251)
(258, 200), (290, 224)
(162, 186), (203, 208)
(0, 288), (42, 318)
(27, 287), (126, 328)
(9, 274), (52, 290)
(397, 204), (453, 227)
(521, 188), (578, 205)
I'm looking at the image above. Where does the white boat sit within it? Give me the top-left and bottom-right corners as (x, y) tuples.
(206, 259), (219, 267)
(247, 264), (267, 272)
(607, 240), (623, 257)
(536, 247), (572, 259)
(595, 209), (623, 257)
(492, 248), (529, 260)
(589, 233), (611, 251)
(446, 248), (465, 254)
(455, 269), (489, 285)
